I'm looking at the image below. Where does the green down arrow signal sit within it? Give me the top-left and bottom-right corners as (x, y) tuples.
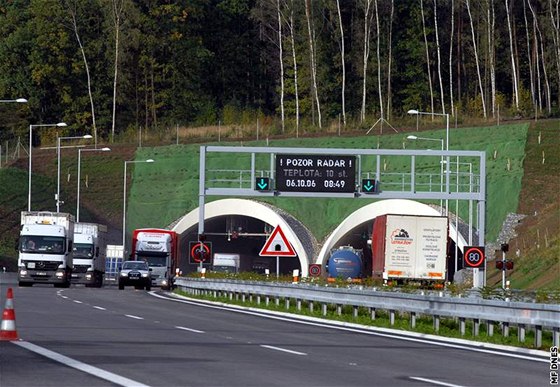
(362, 179), (375, 193)
(256, 178), (270, 191)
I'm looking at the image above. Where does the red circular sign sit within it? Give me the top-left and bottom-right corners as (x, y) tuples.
(191, 242), (210, 263)
(308, 264), (322, 277)
(464, 246), (485, 268)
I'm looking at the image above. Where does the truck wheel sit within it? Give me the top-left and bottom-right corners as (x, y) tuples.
(146, 284), (151, 291)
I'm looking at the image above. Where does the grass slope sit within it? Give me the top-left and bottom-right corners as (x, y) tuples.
(128, 124), (528, 244)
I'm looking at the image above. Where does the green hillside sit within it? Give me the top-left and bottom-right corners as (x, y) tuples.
(128, 124), (528, 243)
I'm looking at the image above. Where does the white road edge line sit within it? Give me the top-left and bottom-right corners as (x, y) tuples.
(150, 292), (549, 363)
(175, 326), (205, 333)
(260, 345), (307, 356)
(13, 341), (150, 387)
(124, 314), (143, 320)
(93, 306), (106, 310)
(410, 376), (465, 387)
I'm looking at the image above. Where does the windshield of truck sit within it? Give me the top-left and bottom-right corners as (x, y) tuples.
(136, 253), (167, 267)
(20, 236), (65, 254)
(73, 243), (94, 258)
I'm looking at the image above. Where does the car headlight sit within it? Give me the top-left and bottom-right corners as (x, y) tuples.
(141, 273), (148, 278)
(161, 279), (167, 285)
(55, 271), (64, 278)
(85, 274), (92, 280)
(120, 272), (127, 277)
(20, 270), (27, 276)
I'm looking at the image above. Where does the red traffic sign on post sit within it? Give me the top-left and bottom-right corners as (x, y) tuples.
(308, 264), (322, 277)
(464, 246), (485, 268)
(189, 241), (211, 263)
(259, 225), (296, 257)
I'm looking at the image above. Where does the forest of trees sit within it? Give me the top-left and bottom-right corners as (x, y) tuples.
(0, 0), (558, 144)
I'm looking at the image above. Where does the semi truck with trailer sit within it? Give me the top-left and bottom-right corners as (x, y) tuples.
(131, 228), (178, 290)
(18, 211), (75, 287)
(71, 222), (107, 287)
(371, 214), (448, 285)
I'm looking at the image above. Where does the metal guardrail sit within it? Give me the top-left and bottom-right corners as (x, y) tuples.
(175, 277), (560, 347)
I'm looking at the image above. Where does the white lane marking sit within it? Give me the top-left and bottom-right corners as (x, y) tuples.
(260, 345), (307, 356)
(410, 376), (465, 387)
(13, 341), (150, 387)
(73, 300), (83, 304)
(150, 292), (549, 363)
(175, 326), (204, 333)
(125, 314), (143, 320)
(60, 296), (68, 299)
(93, 306), (106, 311)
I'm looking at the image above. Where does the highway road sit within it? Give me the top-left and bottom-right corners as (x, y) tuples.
(0, 276), (551, 387)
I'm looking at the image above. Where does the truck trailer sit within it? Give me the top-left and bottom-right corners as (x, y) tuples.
(371, 214), (448, 284)
(131, 229), (178, 290)
(71, 222), (107, 287)
(212, 253), (240, 273)
(18, 211), (75, 287)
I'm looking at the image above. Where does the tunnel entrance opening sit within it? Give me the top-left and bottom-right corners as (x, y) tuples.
(177, 215), (300, 276)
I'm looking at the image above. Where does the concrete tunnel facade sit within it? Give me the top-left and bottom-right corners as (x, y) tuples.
(171, 198), (468, 277)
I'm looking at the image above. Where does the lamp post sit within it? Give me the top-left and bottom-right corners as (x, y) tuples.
(407, 109), (449, 151)
(0, 98), (27, 103)
(0, 99), (27, 169)
(406, 135), (445, 214)
(57, 135), (93, 212)
(123, 159), (154, 249)
(77, 147), (111, 222)
(28, 122), (67, 211)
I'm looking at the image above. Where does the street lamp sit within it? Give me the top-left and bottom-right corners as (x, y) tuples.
(123, 159), (155, 248)
(28, 122), (67, 211)
(77, 147), (111, 222)
(406, 135), (445, 214)
(57, 134), (93, 212)
(0, 98), (28, 103)
(407, 109), (450, 151)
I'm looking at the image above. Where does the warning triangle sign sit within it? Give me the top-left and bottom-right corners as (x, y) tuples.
(259, 225), (297, 257)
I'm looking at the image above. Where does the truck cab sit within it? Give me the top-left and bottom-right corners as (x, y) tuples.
(132, 229), (177, 290)
(18, 212), (74, 287)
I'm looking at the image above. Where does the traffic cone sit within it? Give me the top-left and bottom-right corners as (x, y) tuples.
(0, 288), (19, 341)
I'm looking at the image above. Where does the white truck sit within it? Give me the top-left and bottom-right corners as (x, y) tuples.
(71, 222), (107, 287)
(212, 253), (240, 274)
(18, 211), (75, 287)
(371, 214), (449, 285)
(131, 229), (178, 290)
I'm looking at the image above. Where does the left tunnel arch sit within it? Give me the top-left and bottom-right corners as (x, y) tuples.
(171, 199), (317, 276)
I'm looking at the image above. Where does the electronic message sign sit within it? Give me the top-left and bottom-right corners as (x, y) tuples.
(275, 154), (356, 193)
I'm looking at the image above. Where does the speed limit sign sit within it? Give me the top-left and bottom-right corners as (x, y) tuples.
(308, 264), (322, 277)
(464, 246), (485, 268)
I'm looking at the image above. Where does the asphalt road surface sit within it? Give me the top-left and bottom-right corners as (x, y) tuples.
(0, 275), (551, 387)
